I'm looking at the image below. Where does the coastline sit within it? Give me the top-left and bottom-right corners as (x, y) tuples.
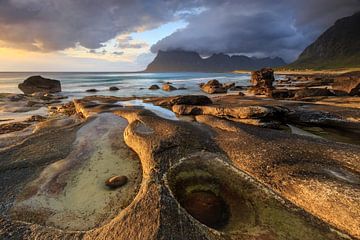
(0, 71), (359, 239)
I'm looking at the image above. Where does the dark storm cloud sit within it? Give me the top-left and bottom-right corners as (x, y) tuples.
(0, 0), (206, 51)
(151, 0), (360, 61)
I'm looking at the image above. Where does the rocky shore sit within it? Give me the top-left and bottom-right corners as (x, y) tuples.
(0, 71), (359, 239)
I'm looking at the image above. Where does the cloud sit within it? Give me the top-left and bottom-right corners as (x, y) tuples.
(116, 36), (148, 49)
(151, 0), (360, 61)
(0, 0), (358, 63)
(0, 0), (205, 51)
(112, 51), (124, 56)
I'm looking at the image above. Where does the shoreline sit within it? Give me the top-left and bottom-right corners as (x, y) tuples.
(0, 71), (359, 239)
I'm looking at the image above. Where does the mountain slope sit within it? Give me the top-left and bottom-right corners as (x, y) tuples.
(145, 50), (285, 72)
(289, 12), (360, 69)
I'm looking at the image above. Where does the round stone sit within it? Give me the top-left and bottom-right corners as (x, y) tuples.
(105, 175), (128, 189)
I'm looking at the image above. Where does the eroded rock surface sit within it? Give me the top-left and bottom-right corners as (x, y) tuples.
(0, 95), (359, 240)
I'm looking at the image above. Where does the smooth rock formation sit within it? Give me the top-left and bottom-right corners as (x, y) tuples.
(18, 76), (61, 94)
(1, 95), (360, 239)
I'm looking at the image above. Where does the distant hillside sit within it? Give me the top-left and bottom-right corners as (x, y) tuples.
(289, 12), (360, 70)
(145, 50), (286, 72)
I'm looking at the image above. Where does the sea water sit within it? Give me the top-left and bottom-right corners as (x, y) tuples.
(0, 72), (251, 98)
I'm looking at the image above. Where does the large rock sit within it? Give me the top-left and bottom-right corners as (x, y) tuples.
(332, 77), (360, 96)
(201, 79), (227, 94)
(149, 84), (160, 90)
(18, 76), (61, 94)
(162, 83), (177, 91)
(249, 68), (275, 96)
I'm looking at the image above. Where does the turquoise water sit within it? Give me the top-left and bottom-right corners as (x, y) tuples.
(0, 72), (250, 98)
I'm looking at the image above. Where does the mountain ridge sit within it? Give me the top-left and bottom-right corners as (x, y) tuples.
(145, 50), (286, 72)
(289, 11), (360, 69)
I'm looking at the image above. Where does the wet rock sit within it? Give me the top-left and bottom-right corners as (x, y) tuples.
(105, 176), (128, 189)
(201, 79), (227, 94)
(18, 76), (61, 94)
(109, 86), (120, 91)
(249, 68), (275, 96)
(149, 85), (160, 90)
(162, 83), (177, 91)
(294, 88), (334, 99)
(86, 89), (98, 93)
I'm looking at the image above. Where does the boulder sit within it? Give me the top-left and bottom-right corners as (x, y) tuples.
(86, 89), (98, 93)
(332, 78), (360, 96)
(249, 68), (275, 96)
(149, 85), (160, 90)
(162, 83), (177, 91)
(18, 76), (61, 94)
(109, 86), (119, 91)
(105, 176), (128, 189)
(201, 79), (227, 94)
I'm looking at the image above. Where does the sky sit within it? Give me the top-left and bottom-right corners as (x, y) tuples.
(0, 0), (359, 72)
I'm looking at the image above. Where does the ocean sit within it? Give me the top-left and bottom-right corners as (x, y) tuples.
(0, 72), (251, 98)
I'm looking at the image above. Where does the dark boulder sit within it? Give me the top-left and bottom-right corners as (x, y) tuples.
(109, 86), (119, 91)
(18, 76), (61, 94)
(86, 89), (98, 93)
(149, 85), (160, 90)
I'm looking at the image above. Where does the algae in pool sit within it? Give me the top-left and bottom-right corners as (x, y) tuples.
(11, 113), (142, 231)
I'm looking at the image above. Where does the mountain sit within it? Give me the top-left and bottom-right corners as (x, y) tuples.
(289, 12), (360, 69)
(145, 50), (286, 72)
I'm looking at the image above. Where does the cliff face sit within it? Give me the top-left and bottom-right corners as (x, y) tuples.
(290, 12), (360, 69)
(145, 50), (285, 72)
